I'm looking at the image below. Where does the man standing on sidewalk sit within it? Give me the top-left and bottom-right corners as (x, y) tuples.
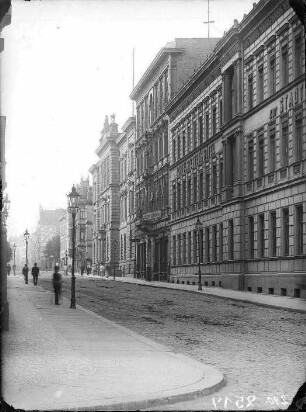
(31, 263), (39, 286)
(22, 264), (29, 284)
(52, 265), (62, 305)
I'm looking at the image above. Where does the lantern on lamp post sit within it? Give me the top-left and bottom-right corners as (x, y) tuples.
(195, 217), (203, 291)
(67, 185), (80, 309)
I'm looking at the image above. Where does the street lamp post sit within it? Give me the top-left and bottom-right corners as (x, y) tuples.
(67, 185), (80, 309)
(24, 229), (30, 284)
(195, 217), (203, 291)
(13, 244), (16, 275)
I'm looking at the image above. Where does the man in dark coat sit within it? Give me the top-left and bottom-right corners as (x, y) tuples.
(31, 263), (39, 286)
(52, 266), (62, 305)
(22, 264), (29, 284)
(7, 263), (11, 276)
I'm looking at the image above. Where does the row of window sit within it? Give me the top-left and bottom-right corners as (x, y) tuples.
(120, 190), (135, 222)
(120, 149), (134, 183)
(172, 204), (304, 265)
(136, 131), (169, 176)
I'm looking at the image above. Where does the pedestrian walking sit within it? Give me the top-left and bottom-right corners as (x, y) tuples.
(81, 265), (85, 276)
(7, 263), (11, 276)
(22, 264), (29, 284)
(31, 263), (39, 286)
(52, 265), (62, 305)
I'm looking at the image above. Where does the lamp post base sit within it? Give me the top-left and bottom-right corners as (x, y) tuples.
(70, 275), (76, 309)
(198, 270), (202, 291)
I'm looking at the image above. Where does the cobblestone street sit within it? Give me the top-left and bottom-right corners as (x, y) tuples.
(39, 274), (305, 410)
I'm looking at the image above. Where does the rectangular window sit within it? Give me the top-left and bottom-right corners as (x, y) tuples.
(228, 219), (234, 260)
(177, 135), (181, 160)
(248, 74), (253, 110)
(269, 128), (276, 172)
(177, 234), (181, 265)
(212, 106), (217, 135)
(172, 184), (176, 211)
(199, 116), (203, 144)
(193, 120), (197, 148)
(283, 208), (290, 256)
(164, 131), (168, 155)
(248, 140), (254, 180)
(212, 225), (217, 261)
(187, 126), (191, 153)
(249, 216), (255, 259)
(219, 223), (223, 260)
(193, 230), (197, 263)
(257, 64), (264, 103)
(205, 112), (209, 140)
(258, 136), (264, 177)
(182, 233), (186, 264)
(212, 164), (217, 195)
(295, 112), (303, 161)
(281, 45), (289, 87)
(205, 227), (210, 263)
(173, 236), (176, 265)
(258, 214), (265, 258)
(193, 176), (197, 204)
(296, 205), (304, 255)
(282, 120), (289, 167)
(200, 229), (204, 263)
(182, 132), (186, 157)
(269, 57), (276, 96)
(295, 34), (303, 78)
(199, 172), (204, 200)
(206, 173), (210, 198)
(270, 211), (277, 257)
(219, 100), (223, 126)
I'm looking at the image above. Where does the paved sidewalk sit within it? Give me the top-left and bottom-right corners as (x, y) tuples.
(2, 276), (224, 411)
(110, 276), (306, 313)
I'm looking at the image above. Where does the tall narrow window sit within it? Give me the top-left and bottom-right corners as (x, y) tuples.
(205, 112), (210, 140)
(182, 233), (186, 264)
(269, 57), (276, 96)
(172, 235), (176, 265)
(281, 120), (289, 167)
(199, 172), (204, 200)
(248, 73), (253, 110)
(188, 232), (192, 264)
(258, 136), (264, 177)
(212, 225), (217, 261)
(295, 34), (303, 78)
(269, 128), (276, 172)
(187, 179), (192, 206)
(177, 182), (181, 209)
(270, 211), (277, 257)
(193, 176), (197, 204)
(200, 229), (204, 263)
(212, 106), (217, 135)
(283, 208), (289, 256)
(281, 45), (289, 87)
(228, 219), (234, 260)
(219, 223), (223, 261)
(172, 139), (176, 163)
(295, 111), (303, 161)
(219, 159), (224, 189)
(199, 116), (203, 144)
(205, 173), (210, 198)
(258, 214), (265, 258)
(164, 131), (168, 155)
(193, 120), (197, 148)
(182, 180), (186, 208)
(177, 135), (181, 160)
(177, 234), (181, 265)
(193, 231), (197, 263)
(296, 205), (303, 255)
(249, 216), (255, 259)
(248, 139), (254, 180)
(257, 65), (264, 103)
(219, 99), (223, 126)
(172, 184), (176, 211)
(205, 227), (210, 263)
(212, 164), (217, 195)
(182, 131), (186, 157)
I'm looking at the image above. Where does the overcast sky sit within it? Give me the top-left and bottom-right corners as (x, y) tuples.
(3, 0), (255, 238)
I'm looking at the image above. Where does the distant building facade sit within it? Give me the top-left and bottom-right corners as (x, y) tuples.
(130, 38), (220, 280)
(117, 117), (136, 276)
(59, 212), (69, 270)
(90, 115), (120, 276)
(166, 0), (305, 297)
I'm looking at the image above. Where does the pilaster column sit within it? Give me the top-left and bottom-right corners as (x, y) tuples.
(223, 71), (231, 123)
(234, 59), (242, 115)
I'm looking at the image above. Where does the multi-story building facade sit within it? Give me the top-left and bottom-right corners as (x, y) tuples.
(90, 115), (120, 276)
(130, 38), (220, 280)
(117, 117), (137, 276)
(166, 0), (305, 297)
(75, 178), (93, 272)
